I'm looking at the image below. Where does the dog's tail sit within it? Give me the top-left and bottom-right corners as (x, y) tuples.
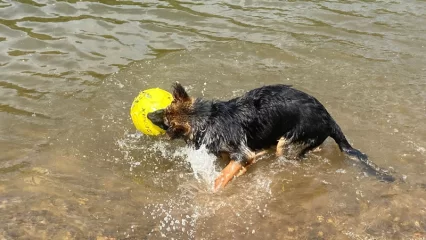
(330, 119), (395, 182)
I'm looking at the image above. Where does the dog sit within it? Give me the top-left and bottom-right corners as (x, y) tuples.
(147, 83), (394, 191)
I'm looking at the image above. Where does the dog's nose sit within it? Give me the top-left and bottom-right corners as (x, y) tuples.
(147, 109), (168, 130)
(147, 109), (164, 123)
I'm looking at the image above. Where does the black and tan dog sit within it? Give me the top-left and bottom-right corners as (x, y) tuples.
(148, 83), (394, 191)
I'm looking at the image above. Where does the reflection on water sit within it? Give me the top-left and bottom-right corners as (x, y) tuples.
(1, 0), (426, 239)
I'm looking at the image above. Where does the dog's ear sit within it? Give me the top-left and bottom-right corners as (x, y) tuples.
(172, 82), (190, 102)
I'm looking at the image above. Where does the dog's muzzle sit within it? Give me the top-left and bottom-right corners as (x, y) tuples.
(147, 109), (168, 130)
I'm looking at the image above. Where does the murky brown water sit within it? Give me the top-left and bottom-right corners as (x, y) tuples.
(1, 0), (426, 239)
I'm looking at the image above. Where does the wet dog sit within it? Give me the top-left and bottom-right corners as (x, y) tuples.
(148, 83), (394, 191)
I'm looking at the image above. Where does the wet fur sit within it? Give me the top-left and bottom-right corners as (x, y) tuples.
(148, 83), (395, 185)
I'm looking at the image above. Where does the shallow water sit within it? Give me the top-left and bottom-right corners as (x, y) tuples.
(1, 0), (426, 239)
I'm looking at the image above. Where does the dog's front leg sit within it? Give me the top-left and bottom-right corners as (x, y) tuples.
(214, 160), (243, 191)
(235, 150), (267, 177)
(220, 152), (231, 162)
(214, 150), (256, 191)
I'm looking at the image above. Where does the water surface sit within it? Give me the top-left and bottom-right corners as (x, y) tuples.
(1, 0), (425, 239)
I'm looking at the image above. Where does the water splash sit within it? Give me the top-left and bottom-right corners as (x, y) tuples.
(117, 132), (219, 188)
(143, 199), (199, 239)
(173, 145), (219, 187)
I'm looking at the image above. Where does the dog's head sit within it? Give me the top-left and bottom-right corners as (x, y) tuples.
(147, 82), (193, 140)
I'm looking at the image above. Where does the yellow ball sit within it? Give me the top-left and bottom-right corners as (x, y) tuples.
(130, 88), (173, 136)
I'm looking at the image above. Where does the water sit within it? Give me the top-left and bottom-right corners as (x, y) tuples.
(1, 0), (426, 239)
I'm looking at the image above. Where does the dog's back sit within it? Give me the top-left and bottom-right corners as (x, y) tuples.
(229, 84), (332, 151)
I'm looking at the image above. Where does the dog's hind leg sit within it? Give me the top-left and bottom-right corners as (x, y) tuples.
(298, 137), (327, 158)
(276, 137), (288, 157)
